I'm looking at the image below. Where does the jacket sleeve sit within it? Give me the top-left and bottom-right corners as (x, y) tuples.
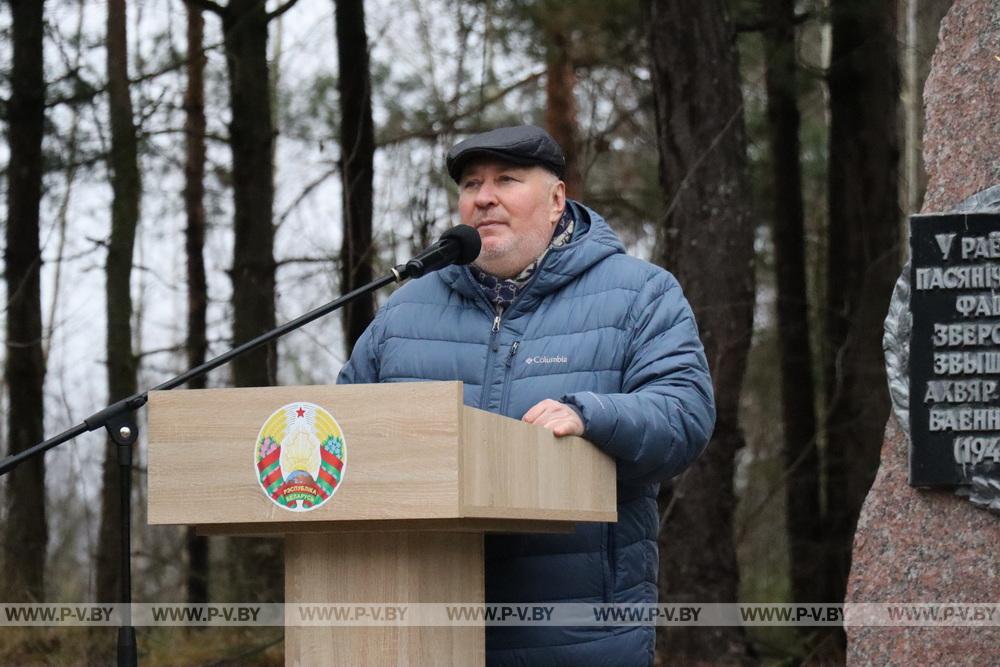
(561, 272), (715, 483)
(336, 306), (385, 385)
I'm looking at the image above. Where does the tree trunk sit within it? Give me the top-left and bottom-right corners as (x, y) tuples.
(544, 25), (583, 199)
(225, 0), (277, 389)
(649, 0), (754, 663)
(763, 0), (822, 606)
(222, 0), (281, 601)
(184, 3), (210, 605)
(335, 0), (376, 356)
(822, 0), (900, 612)
(96, 0), (141, 605)
(3, 0), (47, 603)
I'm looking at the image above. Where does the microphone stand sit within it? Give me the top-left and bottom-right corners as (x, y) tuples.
(0, 267), (408, 667)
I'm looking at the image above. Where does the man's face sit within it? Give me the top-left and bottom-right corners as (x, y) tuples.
(457, 160), (566, 279)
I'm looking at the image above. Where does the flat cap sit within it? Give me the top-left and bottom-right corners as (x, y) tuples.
(446, 125), (566, 183)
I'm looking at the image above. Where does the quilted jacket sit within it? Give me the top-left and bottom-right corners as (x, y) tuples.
(338, 200), (715, 666)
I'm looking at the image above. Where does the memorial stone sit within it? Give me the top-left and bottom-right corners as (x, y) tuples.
(846, 1), (1000, 665)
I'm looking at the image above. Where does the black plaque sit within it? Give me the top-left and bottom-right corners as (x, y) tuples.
(910, 213), (1000, 486)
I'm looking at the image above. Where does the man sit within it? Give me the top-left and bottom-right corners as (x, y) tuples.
(339, 125), (714, 666)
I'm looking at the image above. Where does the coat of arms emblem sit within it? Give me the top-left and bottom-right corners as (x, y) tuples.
(254, 402), (346, 511)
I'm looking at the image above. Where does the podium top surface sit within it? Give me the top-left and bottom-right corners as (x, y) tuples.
(147, 382), (616, 531)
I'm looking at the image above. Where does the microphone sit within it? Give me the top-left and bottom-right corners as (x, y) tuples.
(396, 225), (481, 280)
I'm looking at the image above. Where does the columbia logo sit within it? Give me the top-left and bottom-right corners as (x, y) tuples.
(525, 355), (568, 365)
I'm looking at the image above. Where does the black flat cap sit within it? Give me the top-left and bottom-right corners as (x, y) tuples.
(446, 125), (566, 183)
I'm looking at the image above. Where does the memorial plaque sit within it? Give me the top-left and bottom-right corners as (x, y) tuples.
(910, 212), (1000, 486)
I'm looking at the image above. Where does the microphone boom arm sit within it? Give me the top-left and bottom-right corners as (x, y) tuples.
(0, 223), (479, 667)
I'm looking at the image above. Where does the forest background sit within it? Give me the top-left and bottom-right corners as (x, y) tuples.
(0, 0), (955, 664)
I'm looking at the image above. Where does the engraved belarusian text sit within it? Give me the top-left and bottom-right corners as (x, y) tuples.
(910, 214), (1000, 485)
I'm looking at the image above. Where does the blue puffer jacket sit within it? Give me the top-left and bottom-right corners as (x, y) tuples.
(338, 201), (714, 666)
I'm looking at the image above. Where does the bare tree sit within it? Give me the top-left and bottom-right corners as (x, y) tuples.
(188, 0), (302, 602)
(183, 2), (210, 605)
(3, 0), (47, 603)
(222, 0), (281, 602)
(95, 0), (142, 605)
(650, 0), (755, 662)
(822, 0), (901, 614)
(763, 0), (822, 606)
(335, 0), (376, 355)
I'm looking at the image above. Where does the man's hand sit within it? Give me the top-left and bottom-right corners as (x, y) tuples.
(522, 399), (584, 437)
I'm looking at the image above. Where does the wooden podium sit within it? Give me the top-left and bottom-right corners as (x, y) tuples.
(147, 381), (616, 666)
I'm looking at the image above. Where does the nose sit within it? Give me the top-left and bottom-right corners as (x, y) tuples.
(474, 181), (498, 208)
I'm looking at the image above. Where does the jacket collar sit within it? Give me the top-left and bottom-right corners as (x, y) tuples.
(438, 200), (625, 311)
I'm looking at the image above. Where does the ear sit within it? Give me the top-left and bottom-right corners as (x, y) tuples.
(549, 179), (566, 224)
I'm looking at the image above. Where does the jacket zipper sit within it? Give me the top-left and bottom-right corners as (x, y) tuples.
(478, 305), (503, 409)
(499, 340), (520, 413)
(506, 341), (520, 366)
(491, 307), (502, 352)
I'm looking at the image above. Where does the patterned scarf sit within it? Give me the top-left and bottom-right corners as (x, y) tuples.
(471, 206), (575, 312)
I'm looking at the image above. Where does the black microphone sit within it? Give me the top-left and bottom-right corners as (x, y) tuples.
(396, 225), (481, 280)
